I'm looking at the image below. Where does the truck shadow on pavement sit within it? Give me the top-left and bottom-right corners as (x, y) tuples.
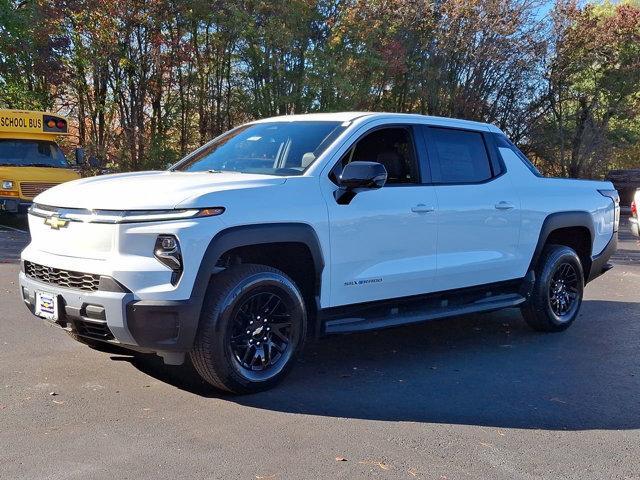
(118, 299), (640, 431)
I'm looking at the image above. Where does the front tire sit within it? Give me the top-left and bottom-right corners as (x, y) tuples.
(521, 245), (584, 332)
(190, 264), (307, 394)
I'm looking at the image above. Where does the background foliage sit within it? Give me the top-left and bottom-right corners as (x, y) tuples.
(1, 0), (639, 177)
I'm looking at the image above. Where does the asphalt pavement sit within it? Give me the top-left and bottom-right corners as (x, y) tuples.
(1, 215), (639, 479)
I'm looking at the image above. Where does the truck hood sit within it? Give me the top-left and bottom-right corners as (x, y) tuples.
(34, 170), (287, 210)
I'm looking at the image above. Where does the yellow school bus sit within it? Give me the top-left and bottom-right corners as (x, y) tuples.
(0, 109), (81, 214)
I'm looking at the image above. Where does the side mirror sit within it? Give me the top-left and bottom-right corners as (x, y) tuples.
(74, 147), (85, 166)
(88, 156), (100, 168)
(339, 161), (387, 190)
(336, 161), (387, 204)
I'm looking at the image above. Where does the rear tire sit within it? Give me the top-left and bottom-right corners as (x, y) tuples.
(521, 244), (584, 332)
(190, 264), (307, 394)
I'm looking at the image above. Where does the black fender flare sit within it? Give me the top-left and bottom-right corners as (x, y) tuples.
(190, 222), (325, 315)
(527, 211), (595, 275)
(125, 224), (324, 353)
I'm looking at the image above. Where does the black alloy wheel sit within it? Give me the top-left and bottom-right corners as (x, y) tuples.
(229, 290), (297, 377)
(548, 262), (580, 318)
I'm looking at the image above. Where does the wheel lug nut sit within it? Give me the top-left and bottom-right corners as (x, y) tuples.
(246, 330), (250, 334)
(263, 336), (267, 340)
(266, 327), (270, 331)
(257, 342), (260, 345)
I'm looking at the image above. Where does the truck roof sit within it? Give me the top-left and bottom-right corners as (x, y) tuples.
(251, 111), (503, 133)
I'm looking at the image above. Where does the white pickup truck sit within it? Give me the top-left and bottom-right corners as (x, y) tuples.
(19, 112), (619, 393)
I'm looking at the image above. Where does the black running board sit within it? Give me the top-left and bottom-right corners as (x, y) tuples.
(323, 293), (526, 334)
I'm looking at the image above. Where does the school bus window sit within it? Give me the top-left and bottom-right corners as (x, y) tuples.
(0, 140), (69, 168)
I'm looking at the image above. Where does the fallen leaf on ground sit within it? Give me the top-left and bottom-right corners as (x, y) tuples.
(359, 460), (390, 470)
(49, 392), (58, 396)
(335, 457), (347, 462)
(408, 468), (418, 476)
(255, 475), (277, 479)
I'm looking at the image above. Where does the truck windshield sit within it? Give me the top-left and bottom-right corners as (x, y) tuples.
(173, 121), (347, 176)
(0, 139), (70, 168)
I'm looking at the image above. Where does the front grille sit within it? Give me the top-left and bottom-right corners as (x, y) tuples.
(74, 320), (114, 341)
(20, 182), (59, 199)
(25, 261), (101, 292)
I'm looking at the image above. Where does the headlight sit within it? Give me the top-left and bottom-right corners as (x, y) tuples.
(2, 180), (14, 190)
(154, 234), (182, 284)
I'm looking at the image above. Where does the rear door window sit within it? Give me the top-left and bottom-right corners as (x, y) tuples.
(427, 128), (493, 184)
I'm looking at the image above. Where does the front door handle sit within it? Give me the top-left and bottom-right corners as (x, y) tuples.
(495, 201), (515, 210)
(411, 204), (435, 213)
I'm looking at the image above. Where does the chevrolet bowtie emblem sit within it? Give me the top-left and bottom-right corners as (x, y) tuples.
(44, 215), (69, 230)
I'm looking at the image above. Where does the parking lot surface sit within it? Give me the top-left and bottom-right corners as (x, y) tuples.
(1, 215), (639, 479)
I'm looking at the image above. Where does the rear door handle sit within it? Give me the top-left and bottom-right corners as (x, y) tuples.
(411, 204), (435, 213)
(495, 201), (515, 210)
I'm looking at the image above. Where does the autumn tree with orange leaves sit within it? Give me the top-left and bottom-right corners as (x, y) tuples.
(528, 1), (640, 177)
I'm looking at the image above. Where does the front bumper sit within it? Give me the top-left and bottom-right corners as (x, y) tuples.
(19, 271), (200, 359)
(631, 216), (639, 237)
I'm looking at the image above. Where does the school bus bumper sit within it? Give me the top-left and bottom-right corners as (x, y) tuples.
(0, 197), (30, 213)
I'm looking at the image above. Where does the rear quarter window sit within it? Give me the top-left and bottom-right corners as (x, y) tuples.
(494, 134), (542, 177)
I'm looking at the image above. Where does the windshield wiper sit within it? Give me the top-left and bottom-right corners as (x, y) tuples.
(24, 163), (57, 168)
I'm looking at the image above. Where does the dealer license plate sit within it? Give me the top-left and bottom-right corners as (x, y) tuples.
(35, 291), (58, 321)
